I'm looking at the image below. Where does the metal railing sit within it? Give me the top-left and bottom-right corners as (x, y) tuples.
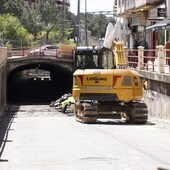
(8, 47), (30, 57)
(126, 46), (170, 74)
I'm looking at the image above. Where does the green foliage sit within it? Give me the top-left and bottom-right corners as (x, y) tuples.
(0, 0), (116, 45)
(0, 14), (33, 41)
(0, 0), (6, 14)
(21, 6), (43, 40)
(33, 0), (62, 42)
(81, 13), (116, 39)
(0, 0), (24, 18)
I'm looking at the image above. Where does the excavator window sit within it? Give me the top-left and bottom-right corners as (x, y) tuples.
(84, 56), (97, 69)
(74, 46), (115, 69)
(121, 76), (132, 86)
(76, 55), (97, 69)
(102, 49), (114, 69)
(134, 76), (139, 86)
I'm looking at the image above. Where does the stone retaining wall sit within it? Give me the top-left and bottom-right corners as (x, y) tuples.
(139, 70), (170, 121)
(0, 48), (7, 117)
(144, 90), (170, 120)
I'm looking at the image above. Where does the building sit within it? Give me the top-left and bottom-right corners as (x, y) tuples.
(114, 0), (166, 48)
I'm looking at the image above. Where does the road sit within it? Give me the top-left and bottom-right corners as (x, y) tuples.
(0, 105), (170, 170)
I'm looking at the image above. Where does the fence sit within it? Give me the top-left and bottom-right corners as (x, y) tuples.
(125, 45), (170, 74)
(8, 47), (30, 57)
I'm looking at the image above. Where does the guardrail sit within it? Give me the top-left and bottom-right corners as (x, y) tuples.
(8, 45), (74, 59)
(126, 45), (170, 74)
(7, 47), (30, 57)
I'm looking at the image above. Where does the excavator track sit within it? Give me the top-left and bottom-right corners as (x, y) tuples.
(74, 101), (97, 123)
(126, 102), (148, 124)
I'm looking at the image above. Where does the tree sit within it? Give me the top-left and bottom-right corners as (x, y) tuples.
(35, 0), (61, 43)
(60, 10), (76, 42)
(0, 0), (6, 14)
(21, 6), (43, 40)
(0, 0), (116, 45)
(0, 14), (33, 43)
(1, 0), (24, 18)
(80, 13), (116, 40)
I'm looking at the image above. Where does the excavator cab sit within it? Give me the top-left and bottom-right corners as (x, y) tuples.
(73, 46), (114, 70)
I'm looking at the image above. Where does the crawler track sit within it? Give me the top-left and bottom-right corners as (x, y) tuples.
(126, 102), (148, 124)
(75, 101), (97, 123)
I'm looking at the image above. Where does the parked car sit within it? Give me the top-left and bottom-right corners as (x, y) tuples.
(28, 45), (60, 57)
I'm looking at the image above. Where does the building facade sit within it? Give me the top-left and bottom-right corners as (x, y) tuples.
(115, 0), (167, 48)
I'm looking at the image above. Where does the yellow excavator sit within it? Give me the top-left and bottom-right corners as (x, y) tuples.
(72, 22), (148, 124)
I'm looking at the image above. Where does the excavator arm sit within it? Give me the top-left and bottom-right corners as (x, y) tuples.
(111, 40), (127, 69)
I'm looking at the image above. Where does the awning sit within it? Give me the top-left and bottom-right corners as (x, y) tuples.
(146, 18), (170, 30)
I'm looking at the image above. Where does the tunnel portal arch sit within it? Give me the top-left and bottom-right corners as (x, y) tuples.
(7, 61), (73, 104)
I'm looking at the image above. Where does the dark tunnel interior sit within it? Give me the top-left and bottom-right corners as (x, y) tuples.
(7, 63), (73, 105)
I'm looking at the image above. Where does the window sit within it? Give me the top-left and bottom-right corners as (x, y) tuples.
(76, 55), (98, 69)
(122, 76), (132, 86)
(134, 76), (138, 86)
(102, 50), (114, 69)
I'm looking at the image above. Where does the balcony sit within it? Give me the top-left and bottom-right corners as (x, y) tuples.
(117, 0), (165, 16)
(136, 0), (164, 8)
(125, 0), (135, 11)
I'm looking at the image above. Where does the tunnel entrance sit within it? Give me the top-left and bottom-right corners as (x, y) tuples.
(7, 63), (73, 105)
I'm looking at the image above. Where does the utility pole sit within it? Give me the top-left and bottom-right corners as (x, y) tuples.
(85, 0), (88, 46)
(62, 0), (65, 43)
(77, 0), (80, 45)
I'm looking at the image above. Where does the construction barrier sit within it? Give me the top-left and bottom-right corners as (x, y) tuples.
(60, 45), (75, 59)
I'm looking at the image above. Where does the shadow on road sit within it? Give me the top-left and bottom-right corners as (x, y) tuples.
(0, 106), (19, 162)
(95, 119), (156, 126)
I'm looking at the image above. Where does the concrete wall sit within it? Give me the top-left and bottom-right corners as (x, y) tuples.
(144, 90), (170, 120)
(0, 48), (7, 116)
(139, 70), (170, 120)
(166, 0), (170, 18)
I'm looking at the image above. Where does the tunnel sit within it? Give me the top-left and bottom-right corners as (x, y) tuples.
(7, 62), (73, 105)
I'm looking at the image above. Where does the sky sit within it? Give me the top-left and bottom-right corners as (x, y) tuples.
(69, 0), (114, 14)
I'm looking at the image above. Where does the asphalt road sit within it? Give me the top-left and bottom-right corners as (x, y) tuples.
(0, 105), (170, 170)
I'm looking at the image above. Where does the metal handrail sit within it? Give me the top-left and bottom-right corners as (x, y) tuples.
(126, 47), (170, 75)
